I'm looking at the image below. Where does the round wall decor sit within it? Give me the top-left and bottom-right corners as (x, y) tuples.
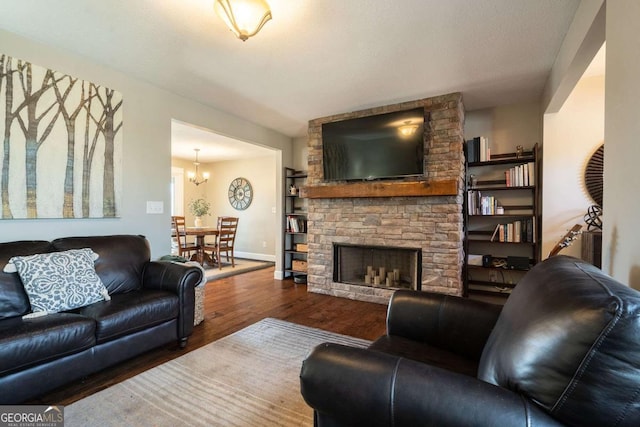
(584, 144), (604, 207)
(228, 177), (253, 210)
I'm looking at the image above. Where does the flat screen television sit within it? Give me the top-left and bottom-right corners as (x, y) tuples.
(322, 108), (425, 181)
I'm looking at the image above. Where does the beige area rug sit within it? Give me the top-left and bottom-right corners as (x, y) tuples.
(65, 318), (370, 427)
(203, 258), (274, 282)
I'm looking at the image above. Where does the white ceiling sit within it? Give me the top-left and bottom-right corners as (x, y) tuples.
(1, 0), (581, 143)
(172, 120), (274, 162)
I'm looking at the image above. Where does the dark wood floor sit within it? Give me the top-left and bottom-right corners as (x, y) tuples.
(32, 267), (388, 405)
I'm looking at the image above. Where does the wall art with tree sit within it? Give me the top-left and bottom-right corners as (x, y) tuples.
(0, 54), (122, 219)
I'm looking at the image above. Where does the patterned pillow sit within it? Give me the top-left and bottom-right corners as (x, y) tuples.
(8, 248), (110, 314)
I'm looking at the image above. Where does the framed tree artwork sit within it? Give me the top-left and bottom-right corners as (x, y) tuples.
(0, 54), (123, 219)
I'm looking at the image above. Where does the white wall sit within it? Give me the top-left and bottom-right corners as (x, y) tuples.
(603, 0), (640, 289)
(0, 29), (292, 270)
(206, 156), (278, 261)
(542, 75), (604, 259)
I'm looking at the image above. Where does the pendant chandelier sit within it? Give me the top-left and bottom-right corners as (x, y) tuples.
(214, 0), (272, 42)
(188, 149), (210, 186)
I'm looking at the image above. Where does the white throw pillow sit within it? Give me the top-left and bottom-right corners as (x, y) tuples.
(7, 248), (110, 314)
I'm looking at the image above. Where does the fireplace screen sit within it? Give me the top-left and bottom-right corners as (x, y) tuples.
(333, 244), (421, 290)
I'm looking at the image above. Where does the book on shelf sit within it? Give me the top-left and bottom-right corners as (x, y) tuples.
(468, 190), (500, 215)
(507, 223), (514, 242)
(465, 136), (490, 163)
(514, 221), (521, 243)
(287, 216), (306, 233)
(504, 162), (535, 187)
(466, 138), (478, 163)
(528, 162), (535, 186)
(480, 137), (487, 162)
(490, 224), (500, 242)
(489, 218), (535, 243)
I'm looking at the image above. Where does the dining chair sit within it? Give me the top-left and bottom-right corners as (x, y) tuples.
(171, 216), (198, 260)
(204, 217), (239, 270)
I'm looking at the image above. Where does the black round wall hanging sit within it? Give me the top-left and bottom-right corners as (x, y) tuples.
(584, 144), (604, 207)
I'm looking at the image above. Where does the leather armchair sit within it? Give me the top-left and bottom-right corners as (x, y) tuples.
(300, 256), (640, 426)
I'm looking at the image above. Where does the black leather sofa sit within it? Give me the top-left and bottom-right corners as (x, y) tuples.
(300, 255), (640, 426)
(0, 235), (202, 404)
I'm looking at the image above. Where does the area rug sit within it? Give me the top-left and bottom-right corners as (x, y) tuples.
(65, 318), (370, 426)
(204, 258), (274, 282)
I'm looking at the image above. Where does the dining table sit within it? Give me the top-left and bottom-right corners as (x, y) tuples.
(184, 226), (219, 266)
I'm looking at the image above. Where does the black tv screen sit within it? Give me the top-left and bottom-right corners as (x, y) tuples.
(322, 108), (425, 181)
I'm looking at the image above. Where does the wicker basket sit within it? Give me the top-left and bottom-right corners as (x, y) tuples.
(194, 285), (205, 325)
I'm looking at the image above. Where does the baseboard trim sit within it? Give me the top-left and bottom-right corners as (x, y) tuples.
(234, 251), (276, 263)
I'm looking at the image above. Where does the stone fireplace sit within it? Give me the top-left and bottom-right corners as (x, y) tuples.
(303, 93), (465, 304)
(333, 243), (421, 291)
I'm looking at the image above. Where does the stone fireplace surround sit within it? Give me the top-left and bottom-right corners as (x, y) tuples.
(304, 93), (465, 304)
(333, 243), (422, 291)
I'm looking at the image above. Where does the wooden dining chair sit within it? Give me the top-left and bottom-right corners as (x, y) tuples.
(172, 216), (198, 260)
(204, 217), (239, 269)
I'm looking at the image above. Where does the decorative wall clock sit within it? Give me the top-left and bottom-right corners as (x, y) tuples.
(228, 177), (253, 210)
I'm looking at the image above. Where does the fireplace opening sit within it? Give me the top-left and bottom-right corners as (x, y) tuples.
(333, 243), (421, 290)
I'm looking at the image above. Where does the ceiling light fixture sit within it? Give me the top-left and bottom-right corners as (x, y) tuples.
(188, 149), (210, 186)
(399, 121), (419, 137)
(214, 0), (272, 42)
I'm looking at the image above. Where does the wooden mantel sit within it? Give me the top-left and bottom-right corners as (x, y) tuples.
(301, 179), (458, 199)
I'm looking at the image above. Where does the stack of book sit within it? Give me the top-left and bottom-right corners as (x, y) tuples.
(505, 162), (535, 187)
(490, 219), (535, 243)
(467, 191), (500, 215)
(287, 216), (306, 233)
(465, 136), (490, 163)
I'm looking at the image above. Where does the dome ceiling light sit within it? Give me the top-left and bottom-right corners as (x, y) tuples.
(214, 0), (272, 42)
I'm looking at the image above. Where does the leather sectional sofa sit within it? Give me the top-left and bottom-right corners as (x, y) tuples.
(301, 255), (640, 426)
(0, 235), (202, 404)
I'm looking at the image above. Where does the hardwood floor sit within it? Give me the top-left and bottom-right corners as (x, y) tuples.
(31, 267), (388, 405)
